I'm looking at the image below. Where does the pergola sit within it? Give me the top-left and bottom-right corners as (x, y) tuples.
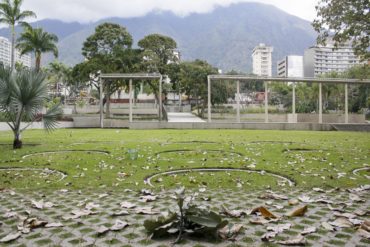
(207, 75), (370, 124)
(99, 73), (163, 128)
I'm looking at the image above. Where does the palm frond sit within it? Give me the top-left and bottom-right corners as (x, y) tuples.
(42, 102), (63, 131)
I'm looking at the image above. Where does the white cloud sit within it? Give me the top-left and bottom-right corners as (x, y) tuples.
(22, 0), (319, 23)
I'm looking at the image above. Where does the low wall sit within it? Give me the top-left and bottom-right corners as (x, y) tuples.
(210, 113), (365, 123)
(0, 121), (74, 131)
(129, 122), (334, 131)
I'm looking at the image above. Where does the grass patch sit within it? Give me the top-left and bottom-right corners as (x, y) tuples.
(0, 129), (368, 191)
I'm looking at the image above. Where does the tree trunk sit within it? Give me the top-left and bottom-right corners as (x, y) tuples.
(35, 53), (41, 72)
(13, 132), (22, 149)
(11, 25), (15, 71)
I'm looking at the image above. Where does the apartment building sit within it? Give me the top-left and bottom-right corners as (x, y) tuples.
(252, 43), (273, 77)
(277, 55), (303, 78)
(0, 36), (31, 68)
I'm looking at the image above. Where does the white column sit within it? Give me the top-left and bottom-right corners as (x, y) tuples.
(159, 76), (162, 122)
(207, 76), (211, 122)
(292, 82), (296, 123)
(265, 81), (268, 123)
(319, 82), (322, 124)
(236, 80), (240, 123)
(345, 83), (348, 124)
(99, 77), (104, 128)
(129, 79), (133, 123)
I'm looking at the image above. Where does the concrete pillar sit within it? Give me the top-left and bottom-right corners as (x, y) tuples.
(292, 82), (297, 123)
(319, 82), (322, 124)
(129, 79), (133, 123)
(159, 76), (162, 122)
(265, 81), (268, 123)
(345, 83), (348, 124)
(207, 76), (211, 122)
(236, 80), (240, 123)
(99, 77), (104, 128)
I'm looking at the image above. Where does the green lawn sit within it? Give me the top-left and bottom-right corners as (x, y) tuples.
(0, 129), (369, 191)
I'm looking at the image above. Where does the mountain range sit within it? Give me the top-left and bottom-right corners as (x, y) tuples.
(0, 2), (317, 74)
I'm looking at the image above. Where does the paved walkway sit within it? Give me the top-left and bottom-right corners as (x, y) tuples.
(167, 112), (205, 123)
(0, 187), (369, 246)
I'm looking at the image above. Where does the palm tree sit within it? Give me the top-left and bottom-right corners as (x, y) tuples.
(17, 26), (58, 71)
(0, 65), (63, 149)
(0, 0), (36, 70)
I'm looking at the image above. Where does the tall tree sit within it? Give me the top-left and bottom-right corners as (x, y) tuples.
(79, 23), (135, 116)
(0, 0), (36, 70)
(138, 34), (178, 74)
(313, 0), (370, 59)
(0, 65), (63, 149)
(16, 26), (59, 71)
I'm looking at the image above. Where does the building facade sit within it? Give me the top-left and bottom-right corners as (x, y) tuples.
(277, 55), (303, 78)
(252, 43), (273, 77)
(0, 36), (31, 68)
(303, 40), (363, 77)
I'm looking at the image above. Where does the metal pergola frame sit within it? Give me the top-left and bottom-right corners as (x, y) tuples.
(99, 73), (163, 128)
(207, 75), (370, 124)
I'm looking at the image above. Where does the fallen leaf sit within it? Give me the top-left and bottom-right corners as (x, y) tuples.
(328, 204), (345, 212)
(259, 192), (288, 200)
(98, 193), (109, 199)
(277, 235), (306, 245)
(110, 210), (129, 217)
(45, 222), (63, 228)
(321, 222), (335, 231)
(349, 194), (364, 202)
(349, 218), (363, 226)
(221, 205), (246, 218)
(330, 217), (353, 228)
(4, 211), (17, 218)
(120, 201), (136, 209)
(139, 195), (157, 202)
(286, 205), (308, 217)
(267, 223), (291, 233)
(218, 223), (243, 240)
(85, 202), (100, 210)
(301, 226), (316, 235)
(354, 209), (369, 216)
(31, 200), (54, 209)
(249, 217), (270, 225)
(110, 220), (129, 231)
(357, 229), (370, 239)
(360, 220), (370, 231)
(135, 206), (159, 215)
(333, 212), (356, 219)
(0, 232), (21, 243)
(97, 226), (109, 235)
(251, 206), (279, 219)
(298, 195), (314, 203)
(288, 199), (299, 205)
(313, 188), (325, 193)
(261, 231), (277, 242)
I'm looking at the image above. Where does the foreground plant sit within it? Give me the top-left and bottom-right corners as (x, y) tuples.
(0, 65), (63, 148)
(144, 187), (242, 244)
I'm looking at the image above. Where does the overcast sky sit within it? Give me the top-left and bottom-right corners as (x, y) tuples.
(22, 0), (319, 23)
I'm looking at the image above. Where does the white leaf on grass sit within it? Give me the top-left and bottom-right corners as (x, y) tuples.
(0, 232), (21, 243)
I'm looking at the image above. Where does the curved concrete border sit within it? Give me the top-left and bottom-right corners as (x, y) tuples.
(0, 167), (67, 182)
(353, 167), (370, 176)
(22, 150), (110, 159)
(154, 149), (243, 157)
(144, 167), (295, 187)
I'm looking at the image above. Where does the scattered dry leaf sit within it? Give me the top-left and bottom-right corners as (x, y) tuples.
(301, 226), (316, 235)
(31, 200), (54, 209)
(286, 205), (308, 217)
(45, 222), (63, 228)
(97, 226), (110, 235)
(277, 234), (306, 245)
(251, 206), (279, 219)
(288, 199), (299, 205)
(298, 196), (314, 203)
(357, 229), (370, 239)
(0, 232), (21, 243)
(120, 201), (136, 209)
(321, 222), (335, 231)
(135, 206), (159, 215)
(259, 192), (288, 200)
(267, 223), (291, 233)
(349, 194), (364, 202)
(249, 217), (270, 225)
(218, 223), (243, 240)
(330, 217), (353, 228)
(111, 220), (129, 231)
(221, 205), (246, 218)
(360, 220), (370, 231)
(110, 210), (129, 217)
(139, 195), (157, 202)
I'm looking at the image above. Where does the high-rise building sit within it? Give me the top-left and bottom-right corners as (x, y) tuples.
(303, 40), (363, 77)
(0, 36), (31, 68)
(277, 55), (303, 78)
(252, 43), (273, 77)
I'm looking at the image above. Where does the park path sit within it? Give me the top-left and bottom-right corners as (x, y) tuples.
(1, 187), (369, 246)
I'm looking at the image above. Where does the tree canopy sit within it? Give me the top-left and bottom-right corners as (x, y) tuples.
(313, 0), (370, 59)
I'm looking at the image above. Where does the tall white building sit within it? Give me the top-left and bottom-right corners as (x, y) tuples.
(0, 36), (31, 68)
(252, 43), (273, 77)
(277, 55), (303, 78)
(303, 40), (364, 78)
